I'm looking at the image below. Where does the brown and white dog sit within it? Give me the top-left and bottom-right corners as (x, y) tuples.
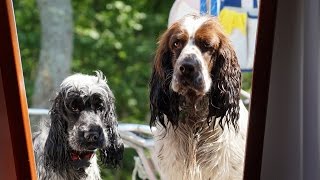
(149, 14), (248, 180)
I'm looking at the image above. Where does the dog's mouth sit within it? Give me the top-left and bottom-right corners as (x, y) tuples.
(70, 150), (95, 161)
(174, 81), (207, 102)
(172, 74), (207, 97)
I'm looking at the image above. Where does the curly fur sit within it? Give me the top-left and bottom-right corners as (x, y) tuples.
(150, 15), (248, 179)
(33, 71), (124, 180)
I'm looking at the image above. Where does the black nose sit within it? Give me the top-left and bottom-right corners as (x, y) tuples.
(180, 62), (195, 75)
(179, 55), (200, 77)
(84, 130), (101, 142)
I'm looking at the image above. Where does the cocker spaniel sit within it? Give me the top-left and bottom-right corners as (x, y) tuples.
(33, 71), (124, 180)
(150, 14), (248, 180)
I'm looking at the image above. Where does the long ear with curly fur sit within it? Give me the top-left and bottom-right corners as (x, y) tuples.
(150, 25), (181, 128)
(99, 87), (124, 168)
(208, 36), (241, 131)
(44, 92), (70, 172)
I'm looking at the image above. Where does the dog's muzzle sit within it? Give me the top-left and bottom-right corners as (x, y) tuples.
(176, 55), (205, 91)
(80, 125), (106, 150)
(70, 150), (95, 170)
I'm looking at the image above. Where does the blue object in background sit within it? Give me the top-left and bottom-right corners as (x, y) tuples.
(200, 0), (208, 15)
(200, 0), (218, 16)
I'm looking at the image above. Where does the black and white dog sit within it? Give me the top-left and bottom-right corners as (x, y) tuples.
(33, 71), (124, 180)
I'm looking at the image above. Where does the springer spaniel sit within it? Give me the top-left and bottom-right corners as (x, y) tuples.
(150, 14), (248, 180)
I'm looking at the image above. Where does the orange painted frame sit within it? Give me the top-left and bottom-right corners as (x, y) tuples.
(0, 0), (37, 179)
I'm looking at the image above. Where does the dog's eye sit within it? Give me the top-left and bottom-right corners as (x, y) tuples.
(204, 42), (211, 48)
(92, 99), (104, 111)
(202, 41), (212, 49)
(70, 103), (79, 112)
(96, 103), (104, 111)
(69, 99), (83, 113)
(173, 41), (182, 49)
(197, 40), (213, 52)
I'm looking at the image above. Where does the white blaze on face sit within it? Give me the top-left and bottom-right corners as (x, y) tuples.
(171, 15), (212, 94)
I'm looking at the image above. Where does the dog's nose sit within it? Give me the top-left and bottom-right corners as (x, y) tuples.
(84, 131), (101, 142)
(179, 62), (195, 75)
(84, 131), (99, 142)
(179, 57), (200, 77)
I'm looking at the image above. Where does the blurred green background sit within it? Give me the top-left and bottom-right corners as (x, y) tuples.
(14, 0), (252, 179)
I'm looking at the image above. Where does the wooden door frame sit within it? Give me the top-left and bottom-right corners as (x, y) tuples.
(244, 0), (278, 179)
(0, 0), (37, 179)
(0, 0), (278, 179)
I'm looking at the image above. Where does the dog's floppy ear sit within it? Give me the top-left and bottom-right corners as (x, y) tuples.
(208, 35), (241, 131)
(99, 84), (124, 168)
(44, 92), (70, 172)
(150, 26), (180, 128)
(99, 124), (124, 169)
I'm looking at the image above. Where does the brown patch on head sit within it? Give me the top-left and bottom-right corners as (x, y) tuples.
(194, 18), (229, 73)
(154, 22), (189, 80)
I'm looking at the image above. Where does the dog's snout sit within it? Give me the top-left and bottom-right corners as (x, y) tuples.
(174, 54), (206, 91)
(83, 126), (102, 142)
(180, 62), (195, 75)
(178, 55), (200, 77)
(84, 131), (100, 142)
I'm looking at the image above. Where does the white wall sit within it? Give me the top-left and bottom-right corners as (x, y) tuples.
(261, 0), (320, 179)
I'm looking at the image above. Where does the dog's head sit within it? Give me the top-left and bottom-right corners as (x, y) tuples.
(150, 14), (241, 130)
(44, 71), (124, 171)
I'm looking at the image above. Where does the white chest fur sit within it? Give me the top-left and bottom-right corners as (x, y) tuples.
(153, 101), (248, 180)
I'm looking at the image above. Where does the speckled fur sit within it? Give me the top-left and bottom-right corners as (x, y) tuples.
(33, 72), (123, 180)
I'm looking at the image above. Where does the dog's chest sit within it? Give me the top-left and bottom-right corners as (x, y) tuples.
(155, 120), (244, 180)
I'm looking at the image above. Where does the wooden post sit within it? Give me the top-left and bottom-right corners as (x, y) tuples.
(0, 0), (37, 179)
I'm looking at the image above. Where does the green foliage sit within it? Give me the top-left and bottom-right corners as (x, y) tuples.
(71, 0), (170, 124)
(14, 0), (41, 104)
(100, 148), (138, 180)
(242, 72), (253, 92)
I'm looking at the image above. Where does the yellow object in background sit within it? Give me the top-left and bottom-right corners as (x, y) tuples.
(218, 8), (247, 35)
